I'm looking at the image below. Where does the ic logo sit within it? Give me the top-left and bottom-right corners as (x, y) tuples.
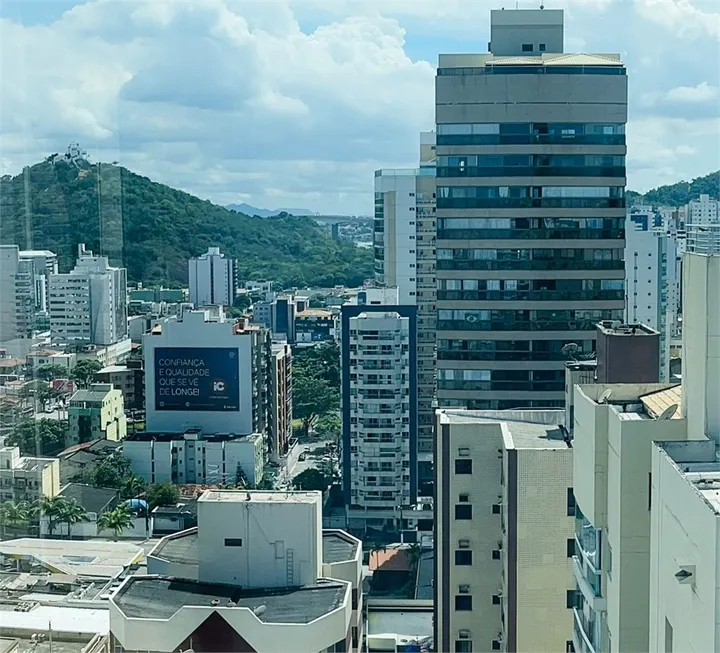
(212, 380), (226, 393)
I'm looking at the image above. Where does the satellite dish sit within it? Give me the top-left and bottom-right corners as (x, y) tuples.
(599, 389), (612, 404)
(658, 404), (678, 420)
(561, 342), (579, 360)
(253, 605), (267, 617)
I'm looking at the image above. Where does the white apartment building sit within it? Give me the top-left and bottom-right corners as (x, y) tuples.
(110, 490), (363, 653)
(123, 430), (264, 486)
(49, 244), (128, 346)
(570, 225), (719, 653)
(269, 343), (293, 463)
(0, 245), (34, 344)
(189, 246), (237, 307)
(0, 445), (61, 502)
(373, 133), (436, 475)
(687, 193), (719, 225)
(19, 249), (58, 313)
(625, 207), (681, 380)
(435, 409), (574, 653)
(342, 289), (415, 533)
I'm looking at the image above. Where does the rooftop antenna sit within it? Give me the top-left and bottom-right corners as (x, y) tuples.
(599, 389), (613, 404)
(658, 404), (679, 420)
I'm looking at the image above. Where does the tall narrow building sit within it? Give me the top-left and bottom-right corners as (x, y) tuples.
(189, 246), (237, 308)
(435, 8), (627, 410)
(374, 132), (436, 485)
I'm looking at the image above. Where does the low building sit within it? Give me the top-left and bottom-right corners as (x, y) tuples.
(26, 349), (76, 373)
(0, 446), (60, 502)
(295, 309), (337, 343)
(56, 439), (122, 484)
(94, 359), (145, 410)
(152, 498), (198, 535)
(123, 429), (264, 486)
(39, 483), (119, 538)
(110, 490), (363, 653)
(67, 383), (127, 446)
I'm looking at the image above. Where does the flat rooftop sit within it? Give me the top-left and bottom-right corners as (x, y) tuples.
(0, 539), (143, 579)
(322, 531), (359, 564)
(438, 409), (569, 450)
(597, 321), (659, 337)
(438, 52), (623, 68)
(113, 576), (347, 623)
(0, 604), (108, 636)
(658, 440), (720, 514)
(199, 490), (320, 503)
(125, 431), (261, 443)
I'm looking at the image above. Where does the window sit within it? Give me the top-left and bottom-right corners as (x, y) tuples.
(459, 493), (470, 502)
(455, 550), (472, 565)
(566, 590), (580, 609)
(455, 459), (472, 474)
(492, 594), (501, 605)
(522, 43), (533, 52)
(455, 504), (472, 520)
(492, 641), (501, 651)
(567, 538), (575, 558)
(224, 538), (243, 547)
(455, 595), (472, 611)
(455, 641), (472, 653)
(567, 488), (576, 516)
(607, 541), (613, 578)
(665, 617), (673, 653)
(539, 43), (546, 51)
(492, 503), (501, 515)
(492, 549), (500, 560)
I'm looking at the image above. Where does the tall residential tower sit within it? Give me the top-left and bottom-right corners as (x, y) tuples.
(435, 8), (627, 410)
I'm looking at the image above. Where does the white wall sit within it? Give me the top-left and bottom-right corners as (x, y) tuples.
(143, 312), (254, 433)
(197, 492), (324, 589)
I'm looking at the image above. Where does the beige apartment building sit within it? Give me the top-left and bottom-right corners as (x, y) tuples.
(435, 409), (574, 653)
(435, 8), (627, 411)
(67, 383), (127, 446)
(0, 445), (60, 502)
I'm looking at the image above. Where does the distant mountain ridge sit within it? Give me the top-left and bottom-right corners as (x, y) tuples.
(226, 202), (316, 217)
(627, 170), (719, 207)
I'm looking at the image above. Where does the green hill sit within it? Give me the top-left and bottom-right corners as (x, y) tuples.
(0, 157), (373, 288)
(627, 170), (719, 207)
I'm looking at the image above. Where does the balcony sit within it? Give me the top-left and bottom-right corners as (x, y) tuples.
(572, 608), (597, 653)
(437, 289), (623, 302)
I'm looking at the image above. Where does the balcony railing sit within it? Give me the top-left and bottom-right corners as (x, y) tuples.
(437, 289), (623, 302)
(572, 608), (597, 653)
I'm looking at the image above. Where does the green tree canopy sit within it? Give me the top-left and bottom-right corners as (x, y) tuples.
(293, 375), (339, 438)
(87, 454), (133, 488)
(0, 500), (31, 537)
(146, 483), (180, 509)
(19, 380), (57, 408)
(6, 419), (67, 456)
(35, 363), (70, 381)
(314, 413), (341, 444)
(294, 342), (341, 388)
(71, 359), (103, 388)
(292, 468), (331, 492)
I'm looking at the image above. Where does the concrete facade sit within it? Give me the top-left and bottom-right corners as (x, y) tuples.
(269, 343), (293, 462)
(0, 245), (33, 344)
(189, 246), (237, 308)
(67, 383), (127, 446)
(0, 446), (60, 502)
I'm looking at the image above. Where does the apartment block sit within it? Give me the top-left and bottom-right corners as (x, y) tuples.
(188, 246), (237, 308)
(94, 359), (145, 411)
(67, 383), (127, 446)
(374, 132), (437, 480)
(19, 248), (58, 314)
(269, 343), (293, 462)
(0, 445), (60, 502)
(435, 409), (574, 653)
(123, 430), (264, 486)
(435, 8), (627, 411)
(49, 244), (128, 346)
(295, 308), (337, 343)
(341, 289), (417, 537)
(110, 490), (363, 653)
(0, 245), (34, 344)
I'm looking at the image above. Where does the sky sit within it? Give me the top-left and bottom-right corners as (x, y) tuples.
(0, 0), (718, 215)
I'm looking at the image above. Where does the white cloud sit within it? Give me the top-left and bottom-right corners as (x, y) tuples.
(0, 0), (718, 213)
(665, 81), (720, 103)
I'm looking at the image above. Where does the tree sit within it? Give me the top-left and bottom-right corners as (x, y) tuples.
(0, 500), (30, 537)
(146, 483), (180, 509)
(293, 375), (339, 438)
(97, 505), (134, 540)
(294, 342), (341, 388)
(57, 498), (89, 538)
(35, 496), (69, 536)
(6, 419), (68, 456)
(71, 360), (102, 388)
(314, 413), (341, 444)
(35, 363), (70, 381)
(292, 468), (330, 492)
(120, 475), (147, 500)
(87, 454), (133, 488)
(19, 380), (57, 410)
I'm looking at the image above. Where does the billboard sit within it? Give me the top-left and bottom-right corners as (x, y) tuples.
(154, 347), (239, 412)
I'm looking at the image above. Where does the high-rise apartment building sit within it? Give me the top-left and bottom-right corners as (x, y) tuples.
(435, 8), (627, 411)
(434, 409), (574, 653)
(189, 246), (237, 308)
(373, 132), (437, 482)
(340, 289), (417, 538)
(625, 206), (681, 379)
(0, 245), (34, 344)
(269, 342), (293, 462)
(687, 193), (719, 225)
(18, 249), (58, 314)
(49, 244), (128, 346)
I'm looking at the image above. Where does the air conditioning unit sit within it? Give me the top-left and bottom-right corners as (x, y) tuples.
(458, 584), (470, 594)
(458, 630), (471, 640)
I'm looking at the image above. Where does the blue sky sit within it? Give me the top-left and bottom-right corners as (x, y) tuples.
(0, 0), (718, 214)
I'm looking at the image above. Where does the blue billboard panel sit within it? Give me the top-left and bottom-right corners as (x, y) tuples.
(155, 347), (239, 412)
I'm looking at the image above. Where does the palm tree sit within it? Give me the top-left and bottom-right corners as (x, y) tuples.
(0, 500), (30, 538)
(57, 499), (89, 538)
(97, 505), (134, 540)
(34, 496), (68, 537)
(120, 475), (146, 500)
